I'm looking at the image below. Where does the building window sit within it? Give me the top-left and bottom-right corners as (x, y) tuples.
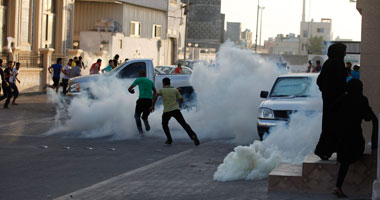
(119, 39), (122, 49)
(153, 24), (162, 38)
(317, 28), (324, 33)
(42, 0), (56, 48)
(303, 30), (308, 38)
(130, 21), (141, 37)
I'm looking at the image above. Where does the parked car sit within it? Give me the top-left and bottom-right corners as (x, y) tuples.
(156, 65), (193, 75)
(257, 73), (322, 140)
(67, 59), (193, 97)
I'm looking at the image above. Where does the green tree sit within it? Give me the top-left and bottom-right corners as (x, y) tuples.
(308, 36), (324, 54)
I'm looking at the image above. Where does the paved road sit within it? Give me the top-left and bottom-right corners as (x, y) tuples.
(0, 95), (371, 200)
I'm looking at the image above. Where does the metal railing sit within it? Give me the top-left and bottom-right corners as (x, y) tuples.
(18, 53), (42, 68)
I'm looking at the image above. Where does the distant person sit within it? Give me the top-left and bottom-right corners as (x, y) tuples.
(345, 62), (352, 74)
(306, 60), (312, 73)
(312, 60), (322, 73)
(47, 58), (64, 94)
(101, 59), (115, 73)
(351, 65), (360, 80)
(62, 59), (72, 95)
(128, 70), (157, 136)
(9, 62), (21, 105)
(69, 61), (82, 78)
(332, 79), (378, 198)
(314, 43), (347, 160)
(174, 63), (182, 74)
(90, 59), (101, 75)
(151, 77), (200, 146)
(72, 57), (78, 67)
(79, 56), (86, 69)
(124, 58), (129, 62)
(2, 61), (13, 108)
(113, 54), (120, 67)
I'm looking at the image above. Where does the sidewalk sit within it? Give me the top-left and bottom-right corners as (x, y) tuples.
(54, 142), (368, 200)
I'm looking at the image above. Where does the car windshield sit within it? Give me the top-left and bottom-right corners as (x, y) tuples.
(270, 77), (313, 97)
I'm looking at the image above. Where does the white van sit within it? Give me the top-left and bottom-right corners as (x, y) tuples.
(257, 73), (322, 140)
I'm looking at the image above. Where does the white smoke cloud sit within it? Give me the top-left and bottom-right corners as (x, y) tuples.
(213, 111), (322, 182)
(47, 42), (283, 143)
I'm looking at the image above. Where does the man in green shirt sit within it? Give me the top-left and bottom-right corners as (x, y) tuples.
(128, 70), (156, 136)
(151, 77), (200, 146)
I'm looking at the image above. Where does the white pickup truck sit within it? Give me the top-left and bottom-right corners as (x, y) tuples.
(67, 59), (193, 97)
(257, 73), (322, 140)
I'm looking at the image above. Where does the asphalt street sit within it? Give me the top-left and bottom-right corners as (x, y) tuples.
(0, 94), (370, 200)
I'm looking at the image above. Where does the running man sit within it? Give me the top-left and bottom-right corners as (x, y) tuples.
(151, 78), (200, 146)
(128, 70), (157, 136)
(47, 58), (64, 94)
(2, 61), (13, 109)
(9, 62), (21, 105)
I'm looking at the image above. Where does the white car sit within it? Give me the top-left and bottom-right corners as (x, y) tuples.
(156, 65), (193, 75)
(257, 73), (322, 140)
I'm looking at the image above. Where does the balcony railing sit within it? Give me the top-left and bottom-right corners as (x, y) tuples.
(18, 53), (43, 68)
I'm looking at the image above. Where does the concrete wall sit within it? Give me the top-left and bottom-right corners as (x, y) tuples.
(17, 67), (43, 93)
(80, 31), (166, 66)
(357, 0), (380, 142)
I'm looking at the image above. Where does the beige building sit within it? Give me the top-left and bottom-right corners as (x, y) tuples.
(356, 1), (380, 199)
(0, 0), (186, 92)
(0, 0), (75, 92)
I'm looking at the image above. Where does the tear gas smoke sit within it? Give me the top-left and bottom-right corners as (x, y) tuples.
(213, 111), (322, 181)
(47, 42), (283, 142)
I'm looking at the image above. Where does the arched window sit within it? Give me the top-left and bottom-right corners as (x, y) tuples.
(42, 0), (56, 48)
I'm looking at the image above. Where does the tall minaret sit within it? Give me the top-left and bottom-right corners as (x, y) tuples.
(302, 0), (306, 22)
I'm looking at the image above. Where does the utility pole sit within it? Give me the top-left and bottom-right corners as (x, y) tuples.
(254, 0), (260, 53)
(183, 0), (190, 61)
(259, 6), (265, 47)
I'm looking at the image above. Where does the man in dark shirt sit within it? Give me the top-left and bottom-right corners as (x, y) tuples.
(47, 58), (64, 94)
(1, 61), (13, 109)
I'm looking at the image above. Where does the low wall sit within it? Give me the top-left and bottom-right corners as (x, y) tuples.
(17, 68), (44, 93)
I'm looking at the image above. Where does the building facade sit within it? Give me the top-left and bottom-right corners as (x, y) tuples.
(273, 33), (300, 55)
(75, 0), (185, 66)
(225, 22), (241, 44)
(184, 0), (224, 50)
(241, 29), (253, 49)
(299, 19), (333, 55)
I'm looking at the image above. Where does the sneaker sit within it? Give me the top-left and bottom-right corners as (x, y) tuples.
(192, 136), (200, 146)
(165, 140), (172, 145)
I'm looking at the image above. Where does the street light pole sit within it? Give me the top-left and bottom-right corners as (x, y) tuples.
(254, 0), (260, 53)
(259, 6), (265, 47)
(183, 0), (190, 61)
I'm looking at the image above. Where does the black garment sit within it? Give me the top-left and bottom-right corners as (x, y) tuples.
(4, 67), (11, 83)
(161, 109), (197, 142)
(334, 79), (378, 188)
(0, 68), (4, 82)
(1, 82), (12, 108)
(315, 43), (348, 159)
(10, 83), (18, 99)
(62, 78), (69, 95)
(134, 98), (152, 133)
(53, 77), (60, 87)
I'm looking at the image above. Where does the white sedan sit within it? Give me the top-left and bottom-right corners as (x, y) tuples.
(156, 65), (193, 75)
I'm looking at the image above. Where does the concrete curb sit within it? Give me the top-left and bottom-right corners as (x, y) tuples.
(54, 148), (195, 200)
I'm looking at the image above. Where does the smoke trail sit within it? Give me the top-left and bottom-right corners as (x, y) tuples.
(47, 42), (283, 142)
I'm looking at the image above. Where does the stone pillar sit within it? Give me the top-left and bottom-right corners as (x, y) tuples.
(194, 48), (200, 60)
(32, 0), (43, 53)
(356, 1), (380, 199)
(67, 49), (83, 58)
(39, 48), (55, 90)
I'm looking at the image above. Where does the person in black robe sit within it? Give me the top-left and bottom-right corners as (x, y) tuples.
(333, 79), (378, 197)
(314, 43), (348, 160)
